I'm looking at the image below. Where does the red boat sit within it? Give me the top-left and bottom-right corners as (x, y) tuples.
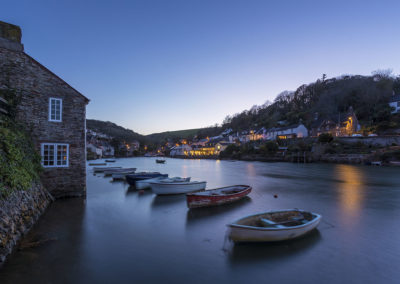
(186, 185), (252, 209)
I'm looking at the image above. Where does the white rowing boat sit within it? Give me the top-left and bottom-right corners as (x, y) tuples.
(150, 180), (206, 195)
(136, 177), (191, 190)
(227, 209), (321, 242)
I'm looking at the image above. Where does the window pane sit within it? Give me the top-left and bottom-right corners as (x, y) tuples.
(56, 145), (68, 166)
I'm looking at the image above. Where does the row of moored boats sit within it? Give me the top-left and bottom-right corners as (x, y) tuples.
(91, 163), (322, 243)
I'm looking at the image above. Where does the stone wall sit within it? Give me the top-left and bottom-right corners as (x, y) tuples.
(0, 183), (53, 262)
(0, 46), (89, 198)
(337, 136), (400, 147)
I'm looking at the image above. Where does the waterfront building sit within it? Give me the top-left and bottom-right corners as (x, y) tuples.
(170, 144), (192, 157)
(263, 124), (309, 140)
(0, 21), (89, 197)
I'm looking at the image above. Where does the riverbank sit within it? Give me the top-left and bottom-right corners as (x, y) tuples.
(0, 183), (53, 262)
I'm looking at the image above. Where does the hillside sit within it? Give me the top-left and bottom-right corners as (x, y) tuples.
(86, 119), (146, 144)
(221, 73), (400, 133)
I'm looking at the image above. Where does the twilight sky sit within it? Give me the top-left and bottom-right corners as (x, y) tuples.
(2, 0), (400, 134)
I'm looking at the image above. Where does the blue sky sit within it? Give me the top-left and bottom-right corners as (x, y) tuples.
(2, 0), (400, 134)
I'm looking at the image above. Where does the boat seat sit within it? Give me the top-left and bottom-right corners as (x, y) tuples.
(260, 218), (286, 228)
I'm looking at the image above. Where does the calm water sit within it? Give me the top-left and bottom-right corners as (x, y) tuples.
(1, 158), (400, 284)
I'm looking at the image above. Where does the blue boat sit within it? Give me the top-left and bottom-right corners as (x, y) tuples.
(126, 172), (168, 186)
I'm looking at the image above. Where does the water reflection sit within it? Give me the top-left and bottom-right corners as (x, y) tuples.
(186, 197), (252, 225)
(151, 195), (186, 207)
(228, 229), (322, 265)
(335, 165), (365, 226)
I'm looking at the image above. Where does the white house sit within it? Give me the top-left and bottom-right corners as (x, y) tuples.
(87, 143), (103, 158)
(263, 124), (309, 140)
(170, 144), (192, 157)
(389, 93), (400, 114)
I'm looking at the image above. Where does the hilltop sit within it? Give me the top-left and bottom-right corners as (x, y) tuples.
(86, 119), (146, 144)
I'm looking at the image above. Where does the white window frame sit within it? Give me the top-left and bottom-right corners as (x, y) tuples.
(48, 98), (63, 122)
(41, 143), (69, 168)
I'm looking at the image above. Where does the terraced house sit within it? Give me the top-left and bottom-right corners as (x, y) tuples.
(0, 21), (89, 198)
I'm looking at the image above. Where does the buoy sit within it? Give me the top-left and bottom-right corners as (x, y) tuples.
(274, 194), (278, 198)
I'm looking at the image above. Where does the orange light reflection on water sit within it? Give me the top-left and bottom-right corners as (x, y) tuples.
(335, 164), (365, 226)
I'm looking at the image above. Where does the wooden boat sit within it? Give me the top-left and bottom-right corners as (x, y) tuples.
(103, 168), (136, 176)
(186, 185), (251, 209)
(111, 170), (137, 180)
(227, 209), (321, 243)
(150, 180), (206, 195)
(136, 177), (190, 190)
(156, 159), (166, 164)
(89, 162), (107, 166)
(125, 172), (168, 186)
(93, 166), (122, 173)
(105, 159), (116, 162)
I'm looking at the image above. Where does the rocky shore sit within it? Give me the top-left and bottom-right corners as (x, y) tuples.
(0, 183), (53, 262)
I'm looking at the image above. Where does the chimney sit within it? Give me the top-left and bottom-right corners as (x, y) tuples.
(0, 21), (24, 52)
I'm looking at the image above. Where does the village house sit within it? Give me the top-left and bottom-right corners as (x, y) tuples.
(170, 144), (192, 157)
(0, 21), (89, 198)
(310, 107), (359, 137)
(389, 92), (400, 114)
(87, 143), (103, 159)
(263, 123), (309, 140)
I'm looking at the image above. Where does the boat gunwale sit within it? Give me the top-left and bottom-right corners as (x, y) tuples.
(227, 210), (322, 231)
(186, 185), (251, 197)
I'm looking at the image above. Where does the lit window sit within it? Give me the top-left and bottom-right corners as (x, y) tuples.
(41, 143), (69, 167)
(49, 98), (62, 122)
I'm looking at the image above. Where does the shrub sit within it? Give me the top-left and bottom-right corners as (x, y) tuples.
(260, 141), (278, 155)
(318, 133), (333, 143)
(0, 123), (42, 197)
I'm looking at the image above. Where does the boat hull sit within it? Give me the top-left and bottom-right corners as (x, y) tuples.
(93, 167), (122, 173)
(151, 181), (206, 195)
(228, 210), (321, 243)
(126, 173), (168, 186)
(186, 185), (251, 208)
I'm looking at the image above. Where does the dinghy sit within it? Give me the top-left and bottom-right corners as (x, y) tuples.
(136, 177), (190, 190)
(93, 167), (122, 173)
(111, 170), (137, 181)
(186, 185), (251, 209)
(156, 159), (166, 164)
(89, 162), (107, 166)
(125, 172), (168, 186)
(103, 168), (136, 176)
(150, 180), (206, 195)
(227, 209), (321, 242)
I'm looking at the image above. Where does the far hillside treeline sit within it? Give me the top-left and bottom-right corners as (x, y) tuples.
(221, 72), (400, 134)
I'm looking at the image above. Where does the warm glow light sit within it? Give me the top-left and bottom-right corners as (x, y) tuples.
(335, 164), (365, 226)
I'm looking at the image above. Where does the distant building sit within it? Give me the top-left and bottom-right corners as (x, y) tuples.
(389, 93), (400, 114)
(263, 124), (309, 140)
(170, 144), (192, 157)
(87, 143), (103, 158)
(310, 107), (359, 137)
(0, 21), (89, 198)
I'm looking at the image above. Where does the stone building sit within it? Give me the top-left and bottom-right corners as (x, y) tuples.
(0, 21), (89, 198)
